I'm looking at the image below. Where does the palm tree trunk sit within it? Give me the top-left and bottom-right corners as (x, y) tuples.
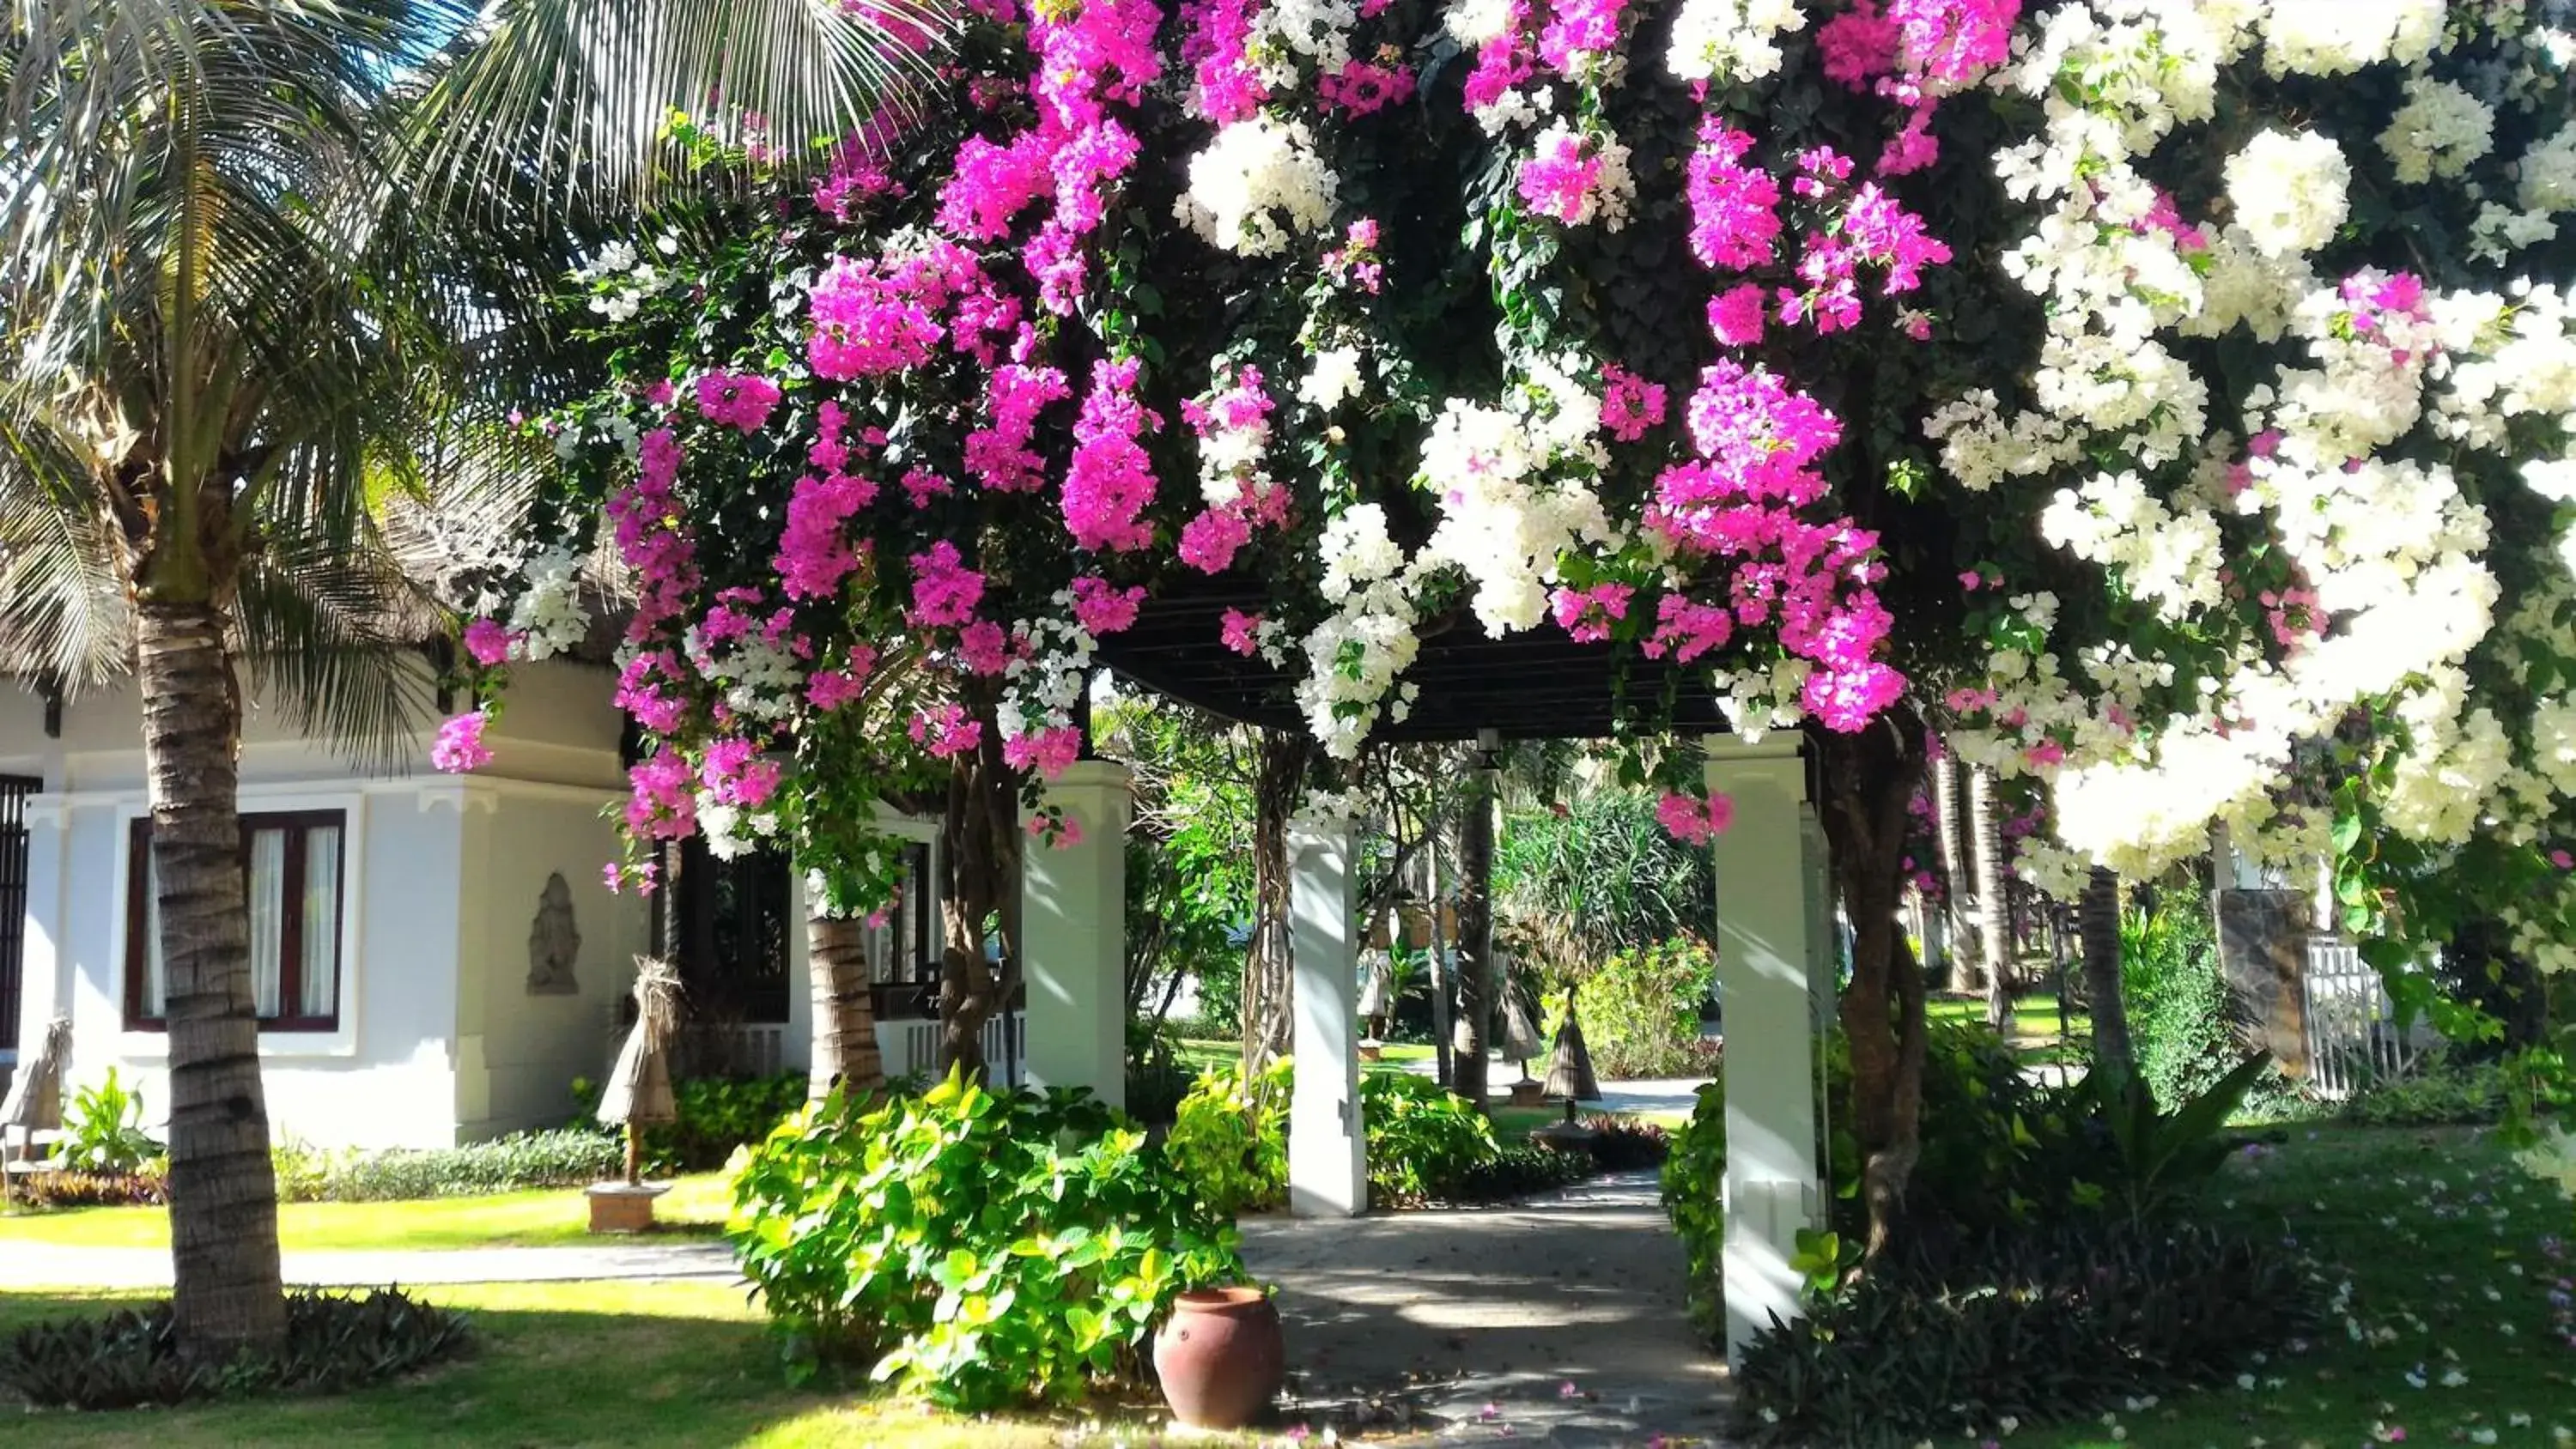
(2080, 865), (2134, 1081)
(1929, 749), (1978, 993)
(938, 712), (1018, 1082)
(1451, 763), (1497, 1113)
(1968, 765), (2012, 1031)
(806, 912), (883, 1100)
(1241, 731), (1307, 1072)
(137, 599), (286, 1357)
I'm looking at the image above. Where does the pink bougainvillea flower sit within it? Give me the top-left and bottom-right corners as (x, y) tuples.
(693, 370), (782, 433)
(430, 709), (493, 773)
(462, 617), (518, 667)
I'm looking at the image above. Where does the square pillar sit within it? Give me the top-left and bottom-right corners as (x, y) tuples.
(1288, 817), (1365, 1216)
(1707, 736), (1828, 1366)
(1021, 761), (1131, 1109)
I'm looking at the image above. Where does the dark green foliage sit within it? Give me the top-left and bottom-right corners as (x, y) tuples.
(1733, 1222), (2319, 1448)
(9, 1168), (167, 1208)
(2122, 891), (2239, 1110)
(1443, 1143), (1591, 1201)
(1659, 1080), (1724, 1335)
(1549, 936), (1719, 1079)
(728, 1069), (1247, 1411)
(2337, 1051), (2514, 1125)
(1123, 1022), (1194, 1125)
(313, 1129), (621, 1202)
(1, 1288), (470, 1410)
(569, 1072), (806, 1175)
(1497, 791), (1714, 975)
(1580, 1113), (1672, 1170)
(1359, 1070), (1500, 1205)
(63, 1067), (161, 1175)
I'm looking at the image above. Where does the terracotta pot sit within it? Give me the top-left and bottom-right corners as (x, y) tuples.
(1153, 1286), (1285, 1430)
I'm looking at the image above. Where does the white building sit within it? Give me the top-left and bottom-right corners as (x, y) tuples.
(0, 666), (991, 1150)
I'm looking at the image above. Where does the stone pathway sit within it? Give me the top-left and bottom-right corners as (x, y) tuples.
(0, 1238), (737, 1292)
(1239, 1171), (1736, 1446)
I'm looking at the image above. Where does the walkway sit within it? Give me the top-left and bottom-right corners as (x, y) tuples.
(0, 1238), (737, 1292)
(1240, 1170), (1735, 1446)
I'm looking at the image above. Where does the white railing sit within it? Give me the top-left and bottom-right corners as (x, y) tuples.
(696, 1022), (787, 1077)
(878, 1011), (1023, 1086)
(2301, 937), (2434, 1099)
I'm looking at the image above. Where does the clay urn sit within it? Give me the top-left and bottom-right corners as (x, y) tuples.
(1153, 1285), (1285, 1430)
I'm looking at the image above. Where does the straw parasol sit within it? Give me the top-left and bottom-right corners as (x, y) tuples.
(1540, 987), (1599, 1105)
(1, 1017), (71, 1204)
(597, 958), (683, 1185)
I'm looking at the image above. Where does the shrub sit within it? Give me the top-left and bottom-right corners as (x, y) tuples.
(1, 1288), (469, 1410)
(314, 1128), (620, 1202)
(1164, 1056), (1291, 1215)
(64, 1068), (161, 1175)
(12, 1168), (167, 1209)
(1550, 937), (1718, 1080)
(1734, 1222), (2319, 1447)
(1443, 1143), (1591, 1201)
(1123, 1022), (1194, 1126)
(1660, 1081), (1724, 1333)
(728, 1069), (1248, 1411)
(570, 1072), (805, 1175)
(1580, 1114), (1672, 1169)
(1360, 1070), (1498, 1205)
(2338, 1050), (2513, 1125)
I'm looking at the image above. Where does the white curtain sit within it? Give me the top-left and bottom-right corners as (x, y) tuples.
(300, 825), (341, 1019)
(141, 849), (166, 1017)
(247, 829), (286, 1019)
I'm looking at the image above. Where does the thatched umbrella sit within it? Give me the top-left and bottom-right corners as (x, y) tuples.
(1, 1017), (70, 1204)
(1540, 986), (1599, 1104)
(597, 958), (683, 1185)
(1499, 984), (1545, 1084)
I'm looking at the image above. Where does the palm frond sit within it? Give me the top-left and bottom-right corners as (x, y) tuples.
(236, 514), (440, 773)
(396, 0), (953, 217)
(0, 398), (131, 690)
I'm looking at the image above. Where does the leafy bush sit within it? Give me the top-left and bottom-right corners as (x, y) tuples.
(313, 1128), (619, 1202)
(1444, 1143), (1591, 1201)
(728, 1068), (1248, 1411)
(569, 1072), (805, 1175)
(64, 1068), (161, 1175)
(1497, 791), (1714, 971)
(12, 1168), (167, 1209)
(1661, 1081), (1725, 1333)
(1123, 1022), (1194, 1126)
(2338, 1050), (2513, 1125)
(1548, 937), (1718, 1080)
(1164, 1056), (1291, 1215)
(1, 1288), (469, 1410)
(1580, 1114), (1673, 1169)
(1734, 1222), (2318, 1447)
(1360, 1070), (1499, 1204)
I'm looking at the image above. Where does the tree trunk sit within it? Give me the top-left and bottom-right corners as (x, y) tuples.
(939, 688), (1020, 1082)
(1808, 712), (1931, 1260)
(806, 911), (884, 1101)
(1969, 764), (2013, 1031)
(2080, 864), (2133, 1081)
(1427, 837), (1453, 1087)
(138, 599), (287, 1358)
(1241, 731), (1308, 1072)
(1928, 749), (1978, 993)
(1451, 761), (1497, 1113)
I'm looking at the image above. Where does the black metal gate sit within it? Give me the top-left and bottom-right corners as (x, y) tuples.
(0, 775), (34, 1069)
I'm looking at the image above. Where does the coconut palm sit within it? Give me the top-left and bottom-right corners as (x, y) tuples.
(0, 0), (939, 1357)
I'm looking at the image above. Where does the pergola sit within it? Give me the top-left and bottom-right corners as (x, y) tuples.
(1007, 590), (1839, 1367)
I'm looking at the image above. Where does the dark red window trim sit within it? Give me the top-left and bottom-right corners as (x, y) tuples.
(125, 809), (346, 1033)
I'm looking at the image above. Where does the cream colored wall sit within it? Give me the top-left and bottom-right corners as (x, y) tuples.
(7, 659), (645, 1149)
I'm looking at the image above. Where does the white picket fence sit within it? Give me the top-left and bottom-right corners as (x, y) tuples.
(2300, 937), (2435, 1099)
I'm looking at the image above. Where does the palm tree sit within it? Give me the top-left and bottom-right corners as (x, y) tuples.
(0, 0), (938, 1358)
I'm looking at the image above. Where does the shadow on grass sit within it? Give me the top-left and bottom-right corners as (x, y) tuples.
(0, 1282), (1274, 1449)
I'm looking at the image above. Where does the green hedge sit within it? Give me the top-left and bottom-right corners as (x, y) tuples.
(569, 1071), (808, 1174)
(281, 1128), (620, 1203)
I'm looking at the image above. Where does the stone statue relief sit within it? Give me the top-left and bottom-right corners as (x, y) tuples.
(527, 871), (581, 996)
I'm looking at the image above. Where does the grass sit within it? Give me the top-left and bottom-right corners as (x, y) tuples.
(0, 1281), (1286, 1447)
(1928, 990), (2088, 1064)
(1988, 1123), (2576, 1449)
(0, 1173), (734, 1254)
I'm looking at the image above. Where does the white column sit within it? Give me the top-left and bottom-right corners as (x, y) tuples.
(1707, 736), (1826, 1367)
(1288, 817), (1365, 1216)
(1020, 760), (1131, 1109)
(13, 799), (66, 1060)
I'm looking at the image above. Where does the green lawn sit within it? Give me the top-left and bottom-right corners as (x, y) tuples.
(0, 1173), (734, 1252)
(1996, 1124), (2576, 1449)
(0, 1281), (1283, 1447)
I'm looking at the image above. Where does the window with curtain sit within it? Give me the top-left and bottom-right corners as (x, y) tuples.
(125, 811), (346, 1032)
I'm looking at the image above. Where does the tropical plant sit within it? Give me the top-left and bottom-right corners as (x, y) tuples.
(1545, 936), (1719, 1080)
(0, 0), (944, 1357)
(1164, 1056), (1292, 1215)
(1358, 1070), (1499, 1205)
(727, 1067), (1248, 1410)
(63, 1068), (162, 1176)
(1497, 791), (1713, 980)
(1660, 1079), (1726, 1336)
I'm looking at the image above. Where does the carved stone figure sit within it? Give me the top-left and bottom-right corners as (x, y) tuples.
(527, 871), (581, 996)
